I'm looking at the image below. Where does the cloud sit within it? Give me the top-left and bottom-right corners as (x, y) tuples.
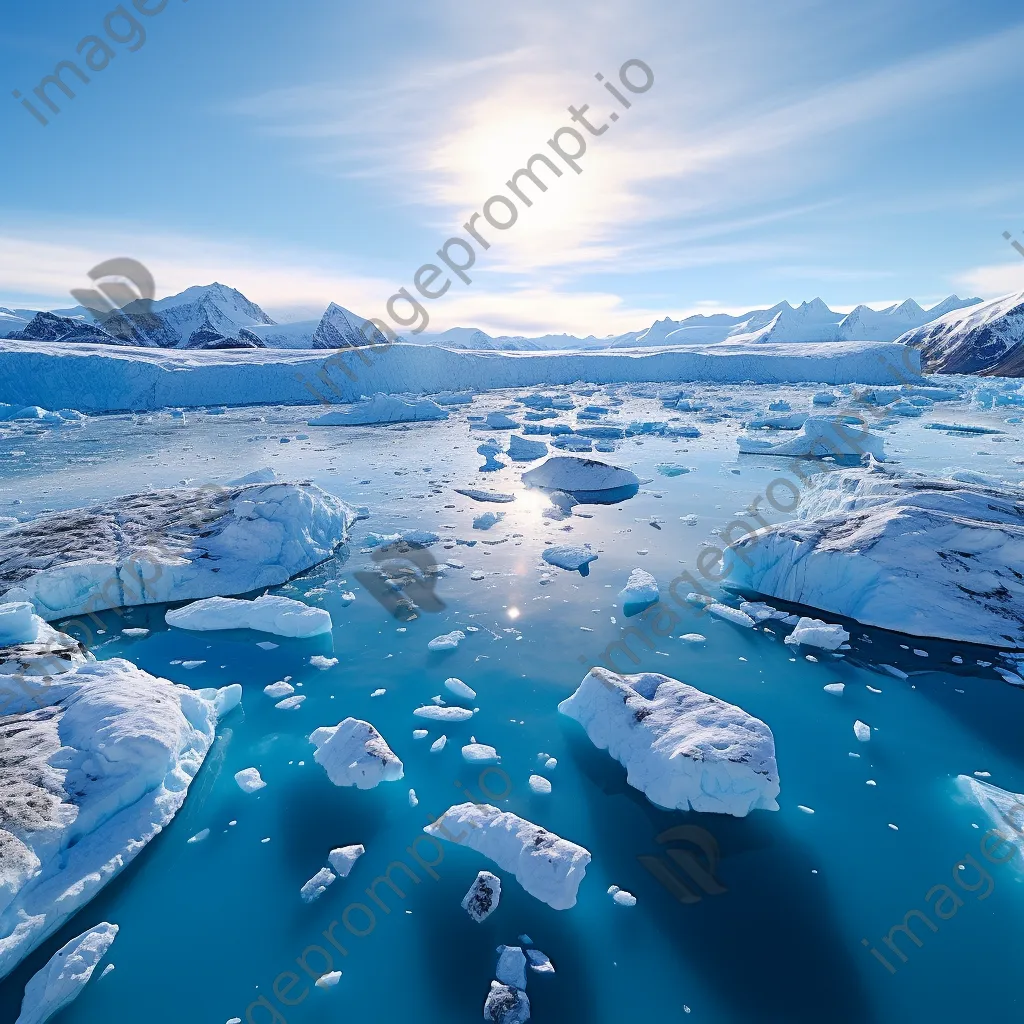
(954, 260), (1024, 298)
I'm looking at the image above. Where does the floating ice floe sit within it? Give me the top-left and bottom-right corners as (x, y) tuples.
(507, 435), (549, 461)
(0, 482), (356, 621)
(428, 630), (466, 651)
(166, 594), (332, 638)
(784, 617), (850, 651)
(463, 743), (501, 764)
(462, 870), (501, 923)
(619, 568), (659, 614)
(736, 416), (886, 461)
(485, 411), (520, 429)
(445, 677), (477, 700)
(854, 720), (871, 742)
(496, 945), (528, 989)
(414, 705), (473, 722)
(474, 511), (505, 530)
(310, 718), (404, 789)
(528, 775), (552, 794)
(264, 681), (294, 698)
(307, 394), (448, 426)
(523, 456), (640, 503)
(364, 529), (439, 548)
(608, 885), (637, 907)
(0, 628), (239, 977)
(526, 949), (554, 973)
(542, 545), (598, 574)
(425, 803), (591, 910)
(316, 971), (342, 990)
(234, 768), (267, 793)
(311, 655), (339, 669)
(300, 867), (336, 903)
(956, 775), (1024, 842)
(722, 463), (1024, 648)
(15, 922), (118, 1024)
(484, 981), (530, 1024)
(559, 667), (780, 816)
(454, 488), (516, 503)
(328, 845), (365, 878)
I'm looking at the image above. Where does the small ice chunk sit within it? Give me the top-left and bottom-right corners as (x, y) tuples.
(234, 768), (267, 793)
(526, 949), (554, 973)
(301, 867), (336, 903)
(528, 775), (552, 794)
(415, 706), (474, 722)
(371, 688), (386, 697)
(544, 757), (557, 770)
(187, 829), (210, 844)
(315, 971), (342, 989)
(542, 544), (598, 573)
(328, 845), (365, 878)
(310, 655), (339, 669)
(413, 729), (429, 739)
(428, 630), (466, 651)
(463, 743), (501, 764)
(445, 677), (477, 700)
(430, 735), (448, 752)
(275, 695), (305, 710)
(496, 945), (528, 990)
(679, 633), (706, 644)
(264, 681), (294, 698)
(784, 617), (850, 651)
(409, 789), (419, 807)
(121, 627), (150, 637)
(619, 568), (659, 612)
(462, 871), (501, 923)
(474, 511), (505, 530)
(706, 603), (756, 627)
(310, 718), (404, 789)
(823, 683), (845, 695)
(854, 720), (871, 742)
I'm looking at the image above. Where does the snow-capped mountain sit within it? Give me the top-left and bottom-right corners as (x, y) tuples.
(897, 290), (1024, 374)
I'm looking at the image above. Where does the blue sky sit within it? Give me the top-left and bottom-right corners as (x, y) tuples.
(2, 0), (1024, 336)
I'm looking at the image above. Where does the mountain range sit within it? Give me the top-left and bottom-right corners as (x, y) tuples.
(2, 283), (1023, 374)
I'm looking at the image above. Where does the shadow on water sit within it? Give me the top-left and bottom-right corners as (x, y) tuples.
(561, 725), (874, 1024)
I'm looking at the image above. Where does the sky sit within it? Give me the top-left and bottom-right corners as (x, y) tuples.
(1, 0), (1024, 337)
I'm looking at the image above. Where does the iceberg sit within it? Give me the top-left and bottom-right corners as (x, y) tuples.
(0, 482), (356, 621)
(166, 594), (332, 637)
(328, 845), (365, 877)
(310, 718), (404, 789)
(736, 416), (886, 461)
(0, 627), (239, 978)
(722, 463), (1024, 648)
(783, 617), (850, 651)
(522, 456), (640, 502)
(308, 394), (448, 426)
(15, 922), (118, 1024)
(484, 981), (530, 1024)
(425, 803), (591, 910)
(558, 667), (780, 816)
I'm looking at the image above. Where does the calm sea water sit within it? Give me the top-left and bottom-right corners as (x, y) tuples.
(1, 381), (1022, 1024)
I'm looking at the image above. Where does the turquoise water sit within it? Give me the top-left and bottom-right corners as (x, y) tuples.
(2, 382), (1023, 1023)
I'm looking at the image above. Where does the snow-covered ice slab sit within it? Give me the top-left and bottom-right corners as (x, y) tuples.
(310, 718), (404, 789)
(558, 667), (780, 816)
(737, 416), (886, 461)
(542, 545), (598, 574)
(0, 482), (356, 621)
(0, 340), (924, 413)
(425, 803), (591, 910)
(15, 922), (118, 1024)
(619, 568), (659, 613)
(308, 393), (448, 425)
(0, 629), (240, 978)
(723, 463), (1024, 648)
(166, 594), (332, 637)
(523, 456), (639, 502)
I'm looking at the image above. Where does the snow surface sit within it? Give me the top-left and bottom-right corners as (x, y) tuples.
(0, 482), (355, 621)
(0, 629), (239, 978)
(723, 463), (1024, 648)
(558, 667), (781, 816)
(166, 595), (332, 637)
(425, 803), (591, 910)
(0, 339), (927, 414)
(310, 718), (404, 789)
(15, 922), (118, 1024)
